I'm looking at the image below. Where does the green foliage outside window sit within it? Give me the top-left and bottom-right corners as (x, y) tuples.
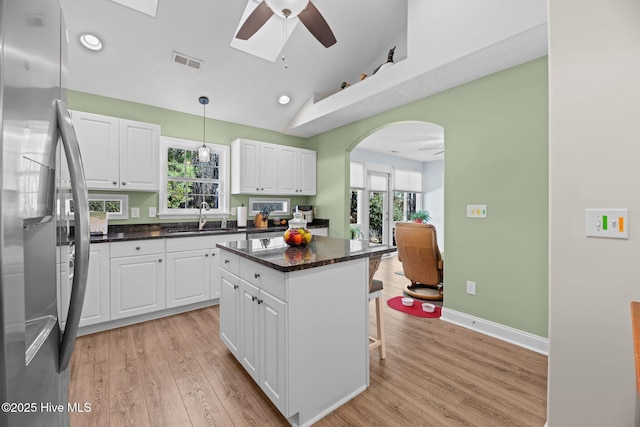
(166, 148), (220, 210)
(369, 192), (383, 242)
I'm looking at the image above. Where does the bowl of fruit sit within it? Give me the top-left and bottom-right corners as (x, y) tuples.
(283, 212), (313, 246)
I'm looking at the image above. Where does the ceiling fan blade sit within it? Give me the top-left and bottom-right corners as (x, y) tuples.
(297, 1), (336, 48)
(236, 1), (274, 40)
(433, 151), (444, 155)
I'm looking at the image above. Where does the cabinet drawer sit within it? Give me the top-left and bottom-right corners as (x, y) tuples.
(219, 252), (240, 276)
(240, 260), (286, 301)
(110, 239), (165, 257)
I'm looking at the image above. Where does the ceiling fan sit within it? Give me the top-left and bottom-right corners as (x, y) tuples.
(235, 0), (337, 48)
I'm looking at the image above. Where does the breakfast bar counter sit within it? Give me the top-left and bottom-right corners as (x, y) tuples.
(217, 236), (394, 426)
(216, 235), (395, 272)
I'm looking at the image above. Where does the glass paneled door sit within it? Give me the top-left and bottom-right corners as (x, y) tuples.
(366, 172), (390, 245)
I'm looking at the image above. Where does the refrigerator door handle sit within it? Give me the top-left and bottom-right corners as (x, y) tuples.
(55, 100), (90, 372)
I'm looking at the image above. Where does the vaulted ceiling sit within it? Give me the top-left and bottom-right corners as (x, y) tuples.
(60, 0), (548, 158)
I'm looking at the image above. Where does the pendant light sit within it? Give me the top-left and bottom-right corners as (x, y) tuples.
(197, 96), (211, 163)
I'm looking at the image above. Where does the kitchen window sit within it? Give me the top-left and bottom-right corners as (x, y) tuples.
(67, 194), (129, 220)
(159, 136), (230, 217)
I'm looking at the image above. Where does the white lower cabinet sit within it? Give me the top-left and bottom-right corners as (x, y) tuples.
(220, 266), (241, 357)
(165, 234), (245, 309)
(166, 249), (210, 308)
(80, 243), (110, 326)
(219, 252), (368, 426)
(235, 265), (287, 413)
(210, 247), (221, 299)
(109, 240), (165, 320)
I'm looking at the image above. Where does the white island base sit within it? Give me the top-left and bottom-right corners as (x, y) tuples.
(219, 251), (370, 426)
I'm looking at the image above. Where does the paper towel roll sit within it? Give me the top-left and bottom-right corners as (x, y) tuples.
(237, 206), (247, 227)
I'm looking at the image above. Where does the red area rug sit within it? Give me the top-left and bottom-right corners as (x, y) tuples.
(387, 296), (442, 318)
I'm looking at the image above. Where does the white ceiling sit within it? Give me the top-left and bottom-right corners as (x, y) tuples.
(59, 0), (548, 161)
(357, 122), (445, 163)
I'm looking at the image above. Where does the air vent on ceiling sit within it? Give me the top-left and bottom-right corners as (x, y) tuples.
(171, 51), (203, 70)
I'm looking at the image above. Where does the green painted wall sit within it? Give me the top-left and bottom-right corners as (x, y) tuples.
(308, 57), (549, 337)
(68, 91), (312, 225)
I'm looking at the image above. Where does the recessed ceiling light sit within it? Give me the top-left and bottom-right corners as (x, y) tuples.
(278, 95), (291, 105)
(80, 34), (103, 51)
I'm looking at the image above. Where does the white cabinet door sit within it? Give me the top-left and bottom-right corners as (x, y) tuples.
(166, 249), (210, 308)
(240, 279), (260, 382)
(233, 139), (261, 193)
(220, 269), (240, 357)
(210, 248), (221, 299)
(70, 111), (119, 190)
(259, 289), (287, 412)
(312, 227), (328, 237)
(259, 142), (278, 193)
(80, 243), (111, 326)
(110, 254), (165, 320)
(298, 149), (316, 195)
(277, 146), (316, 195)
(276, 146), (296, 194)
(119, 119), (160, 191)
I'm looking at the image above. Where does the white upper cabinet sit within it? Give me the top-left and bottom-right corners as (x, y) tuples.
(71, 111), (159, 191)
(232, 138), (316, 195)
(119, 119), (160, 191)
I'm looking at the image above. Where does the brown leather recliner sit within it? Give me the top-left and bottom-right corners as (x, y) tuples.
(395, 222), (443, 301)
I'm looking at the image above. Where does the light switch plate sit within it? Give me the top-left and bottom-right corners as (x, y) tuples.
(467, 204), (487, 218)
(148, 207), (157, 217)
(586, 208), (628, 239)
(131, 207), (140, 218)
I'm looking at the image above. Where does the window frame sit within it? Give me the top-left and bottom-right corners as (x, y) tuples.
(159, 136), (230, 218)
(88, 194), (129, 220)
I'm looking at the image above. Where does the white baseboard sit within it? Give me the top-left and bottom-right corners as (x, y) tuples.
(440, 308), (548, 355)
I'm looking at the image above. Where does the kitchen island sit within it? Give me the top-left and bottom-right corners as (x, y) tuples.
(217, 236), (394, 427)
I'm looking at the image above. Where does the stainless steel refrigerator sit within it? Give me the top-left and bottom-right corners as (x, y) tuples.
(0, 0), (90, 426)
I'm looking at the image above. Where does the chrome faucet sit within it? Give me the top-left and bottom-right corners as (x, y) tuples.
(198, 201), (210, 230)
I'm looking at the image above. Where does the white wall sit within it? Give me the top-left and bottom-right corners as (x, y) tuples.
(547, 1), (640, 425)
(350, 148), (423, 171)
(408, 0), (547, 68)
(423, 160), (444, 251)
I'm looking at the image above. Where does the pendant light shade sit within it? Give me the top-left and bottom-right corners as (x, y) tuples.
(198, 96), (211, 163)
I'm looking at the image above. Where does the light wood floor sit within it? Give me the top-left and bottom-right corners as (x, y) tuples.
(69, 255), (548, 426)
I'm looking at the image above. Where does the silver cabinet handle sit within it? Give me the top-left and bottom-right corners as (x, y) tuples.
(121, 182), (126, 186)
(56, 100), (90, 372)
(254, 273), (260, 279)
(257, 299), (263, 305)
(233, 284), (238, 290)
(158, 259), (163, 263)
(112, 181), (117, 185)
(136, 246), (141, 250)
(211, 253), (216, 256)
(224, 259), (230, 264)
(251, 296), (257, 302)
(205, 253), (209, 257)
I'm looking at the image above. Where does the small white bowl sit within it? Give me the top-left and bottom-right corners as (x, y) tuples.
(401, 297), (414, 307)
(422, 303), (436, 313)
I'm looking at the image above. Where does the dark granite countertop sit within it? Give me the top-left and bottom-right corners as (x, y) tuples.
(217, 236), (396, 272)
(87, 219), (329, 244)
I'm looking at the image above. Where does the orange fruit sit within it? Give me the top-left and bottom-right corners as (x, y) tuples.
(293, 234), (303, 245)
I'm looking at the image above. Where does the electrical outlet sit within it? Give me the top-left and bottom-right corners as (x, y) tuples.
(131, 207), (140, 218)
(466, 280), (476, 295)
(148, 207), (157, 217)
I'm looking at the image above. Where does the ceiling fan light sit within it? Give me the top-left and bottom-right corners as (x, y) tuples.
(278, 94), (291, 105)
(265, 0), (309, 18)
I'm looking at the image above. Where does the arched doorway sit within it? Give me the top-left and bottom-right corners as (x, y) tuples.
(348, 121), (444, 249)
